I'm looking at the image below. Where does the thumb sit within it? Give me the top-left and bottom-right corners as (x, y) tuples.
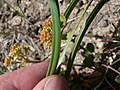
(33, 75), (69, 90)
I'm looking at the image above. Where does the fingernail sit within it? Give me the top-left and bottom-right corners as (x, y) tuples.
(44, 77), (55, 90)
(44, 76), (68, 90)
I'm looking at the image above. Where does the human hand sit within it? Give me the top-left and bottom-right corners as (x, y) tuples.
(0, 61), (68, 90)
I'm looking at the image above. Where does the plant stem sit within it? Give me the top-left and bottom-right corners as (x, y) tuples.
(57, 0), (93, 69)
(65, 0), (109, 80)
(64, 0), (79, 20)
(46, 0), (61, 76)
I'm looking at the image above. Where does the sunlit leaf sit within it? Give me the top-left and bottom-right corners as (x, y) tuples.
(115, 75), (120, 84)
(60, 15), (66, 28)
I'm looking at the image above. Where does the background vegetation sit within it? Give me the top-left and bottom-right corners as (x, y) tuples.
(0, 0), (120, 89)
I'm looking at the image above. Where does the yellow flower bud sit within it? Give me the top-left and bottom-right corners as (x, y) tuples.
(4, 56), (11, 67)
(11, 43), (21, 57)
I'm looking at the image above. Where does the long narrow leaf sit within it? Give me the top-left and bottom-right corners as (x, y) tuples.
(57, 0), (93, 68)
(64, 0), (79, 20)
(46, 0), (61, 76)
(65, 0), (109, 79)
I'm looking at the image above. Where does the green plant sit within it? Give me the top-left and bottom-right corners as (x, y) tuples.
(33, 0), (120, 89)
(3, 43), (34, 70)
(2, 0), (120, 89)
(46, 0), (109, 81)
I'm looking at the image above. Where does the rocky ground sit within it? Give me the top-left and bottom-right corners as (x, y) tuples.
(0, 0), (120, 89)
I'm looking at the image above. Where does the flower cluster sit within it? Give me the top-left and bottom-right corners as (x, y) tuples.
(40, 17), (52, 48)
(11, 43), (21, 57)
(42, 17), (52, 27)
(4, 43), (30, 69)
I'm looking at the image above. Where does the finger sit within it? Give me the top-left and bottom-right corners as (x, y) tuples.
(33, 75), (69, 90)
(0, 61), (49, 90)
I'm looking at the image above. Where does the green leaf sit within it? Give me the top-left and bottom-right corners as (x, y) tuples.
(83, 55), (94, 67)
(46, 0), (61, 76)
(0, 32), (11, 35)
(0, 66), (7, 75)
(65, 0), (108, 79)
(23, 44), (30, 54)
(60, 15), (66, 28)
(117, 31), (120, 37)
(115, 75), (120, 84)
(57, 0), (93, 70)
(61, 34), (67, 40)
(64, 0), (79, 20)
(84, 43), (94, 67)
(86, 43), (94, 52)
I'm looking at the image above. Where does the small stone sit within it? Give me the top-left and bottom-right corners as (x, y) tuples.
(100, 19), (109, 27)
(8, 16), (21, 26)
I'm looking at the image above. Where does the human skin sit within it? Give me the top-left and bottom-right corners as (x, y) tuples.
(0, 61), (68, 90)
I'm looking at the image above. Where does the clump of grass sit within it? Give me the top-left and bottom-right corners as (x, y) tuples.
(47, 0), (108, 78)
(45, 0), (116, 89)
